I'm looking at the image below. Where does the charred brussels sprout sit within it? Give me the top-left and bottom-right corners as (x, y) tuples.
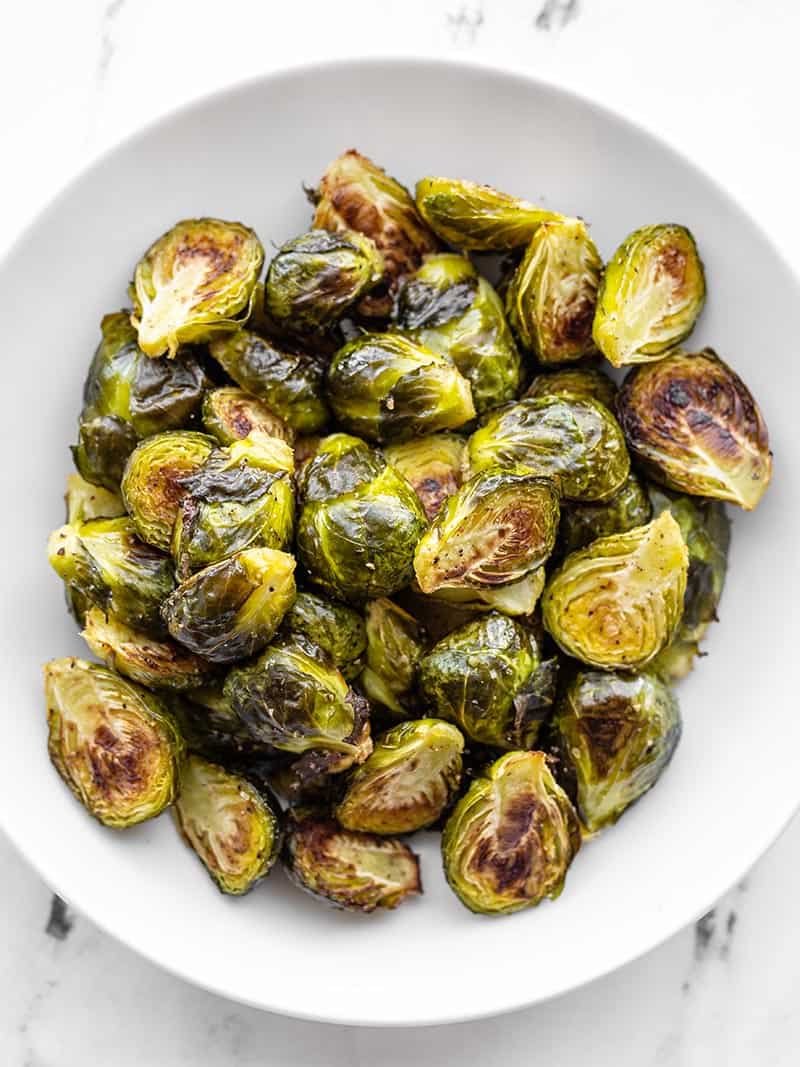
(73, 312), (208, 489)
(283, 811), (421, 911)
(552, 670), (681, 831)
(468, 396), (630, 503)
(422, 568), (546, 618)
(360, 598), (426, 716)
(394, 254), (521, 414)
(442, 750), (580, 915)
(44, 658), (184, 827)
(209, 330), (329, 435)
(82, 607), (216, 691)
(415, 176), (563, 251)
(48, 517), (174, 633)
(559, 470), (653, 555)
(202, 387), (294, 446)
(419, 613), (558, 749)
(593, 224), (705, 367)
(172, 684), (267, 763)
(121, 431), (215, 551)
(506, 218), (602, 364)
(163, 547), (296, 663)
(173, 755), (281, 894)
(312, 150), (439, 319)
(617, 348), (772, 510)
(296, 434), (428, 602)
(65, 473), (125, 524)
(384, 433), (466, 521)
(282, 591), (367, 681)
(264, 229), (384, 332)
(131, 218), (264, 358)
(326, 333), (475, 444)
(524, 364), (618, 410)
(337, 719), (464, 834)
(542, 511), (689, 670)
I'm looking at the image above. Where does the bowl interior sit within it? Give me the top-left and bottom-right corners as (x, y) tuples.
(1, 59), (797, 1026)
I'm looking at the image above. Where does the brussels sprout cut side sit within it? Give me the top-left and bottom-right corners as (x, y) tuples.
(202, 387), (294, 447)
(384, 433), (465, 521)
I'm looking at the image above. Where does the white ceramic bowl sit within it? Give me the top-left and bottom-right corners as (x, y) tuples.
(1, 58), (797, 1027)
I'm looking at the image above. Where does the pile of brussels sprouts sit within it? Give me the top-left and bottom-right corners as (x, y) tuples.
(44, 150), (772, 916)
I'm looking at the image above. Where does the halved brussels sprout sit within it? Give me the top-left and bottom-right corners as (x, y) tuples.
(163, 547), (296, 663)
(422, 568), (546, 618)
(558, 470), (653, 555)
(82, 607), (216, 691)
(414, 468), (560, 594)
(542, 510), (689, 670)
(593, 223), (706, 367)
(131, 218), (264, 358)
(326, 333), (475, 444)
(173, 755), (281, 894)
(360, 598), (426, 716)
(171, 434), (295, 577)
(467, 396), (630, 502)
(283, 811), (421, 911)
(336, 719), (464, 834)
(312, 150), (439, 319)
(44, 658), (184, 827)
(419, 612), (558, 749)
(48, 517), (175, 634)
(524, 364), (618, 410)
(648, 486), (730, 681)
(65, 473), (126, 524)
(296, 434), (428, 602)
(282, 590), (367, 681)
(384, 433), (466, 521)
(73, 311), (208, 489)
(264, 229), (384, 332)
(202, 387), (294, 446)
(506, 218), (602, 364)
(394, 254), (521, 414)
(442, 750), (580, 915)
(616, 348), (772, 510)
(121, 431), (215, 551)
(415, 176), (563, 251)
(552, 669), (681, 831)
(209, 330), (330, 434)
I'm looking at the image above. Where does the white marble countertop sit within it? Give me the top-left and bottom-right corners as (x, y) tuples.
(3, 1), (799, 1062)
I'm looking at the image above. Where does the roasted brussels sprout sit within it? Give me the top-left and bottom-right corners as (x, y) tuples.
(131, 218), (264, 358)
(337, 719), (464, 834)
(172, 684), (268, 763)
(648, 486), (730, 681)
(173, 755), (281, 894)
(48, 517), (174, 633)
(312, 150), (439, 319)
(360, 598), (426, 716)
(616, 348), (772, 510)
(419, 613), (558, 749)
(82, 607), (216, 691)
(72, 311), (208, 489)
(326, 333), (475, 444)
(442, 750), (580, 915)
(264, 229), (384, 332)
(552, 669), (681, 831)
(524, 364), (618, 410)
(162, 547), (296, 663)
(467, 396), (630, 502)
(282, 590), (367, 681)
(506, 218), (602, 364)
(65, 472), (126, 524)
(592, 224), (706, 367)
(209, 329), (330, 434)
(171, 434), (295, 576)
(394, 254), (521, 414)
(414, 176), (563, 251)
(121, 431), (215, 551)
(558, 470), (653, 555)
(202, 387), (294, 446)
(414, 467), (559, 595)
(296, 434), (428, 602)
(43, 658), (184, 827)
(422, 568), (546, 618)
(283, 811), (421, 911)
(384, 433), (466, 521)
(542, 511), (689, 670)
